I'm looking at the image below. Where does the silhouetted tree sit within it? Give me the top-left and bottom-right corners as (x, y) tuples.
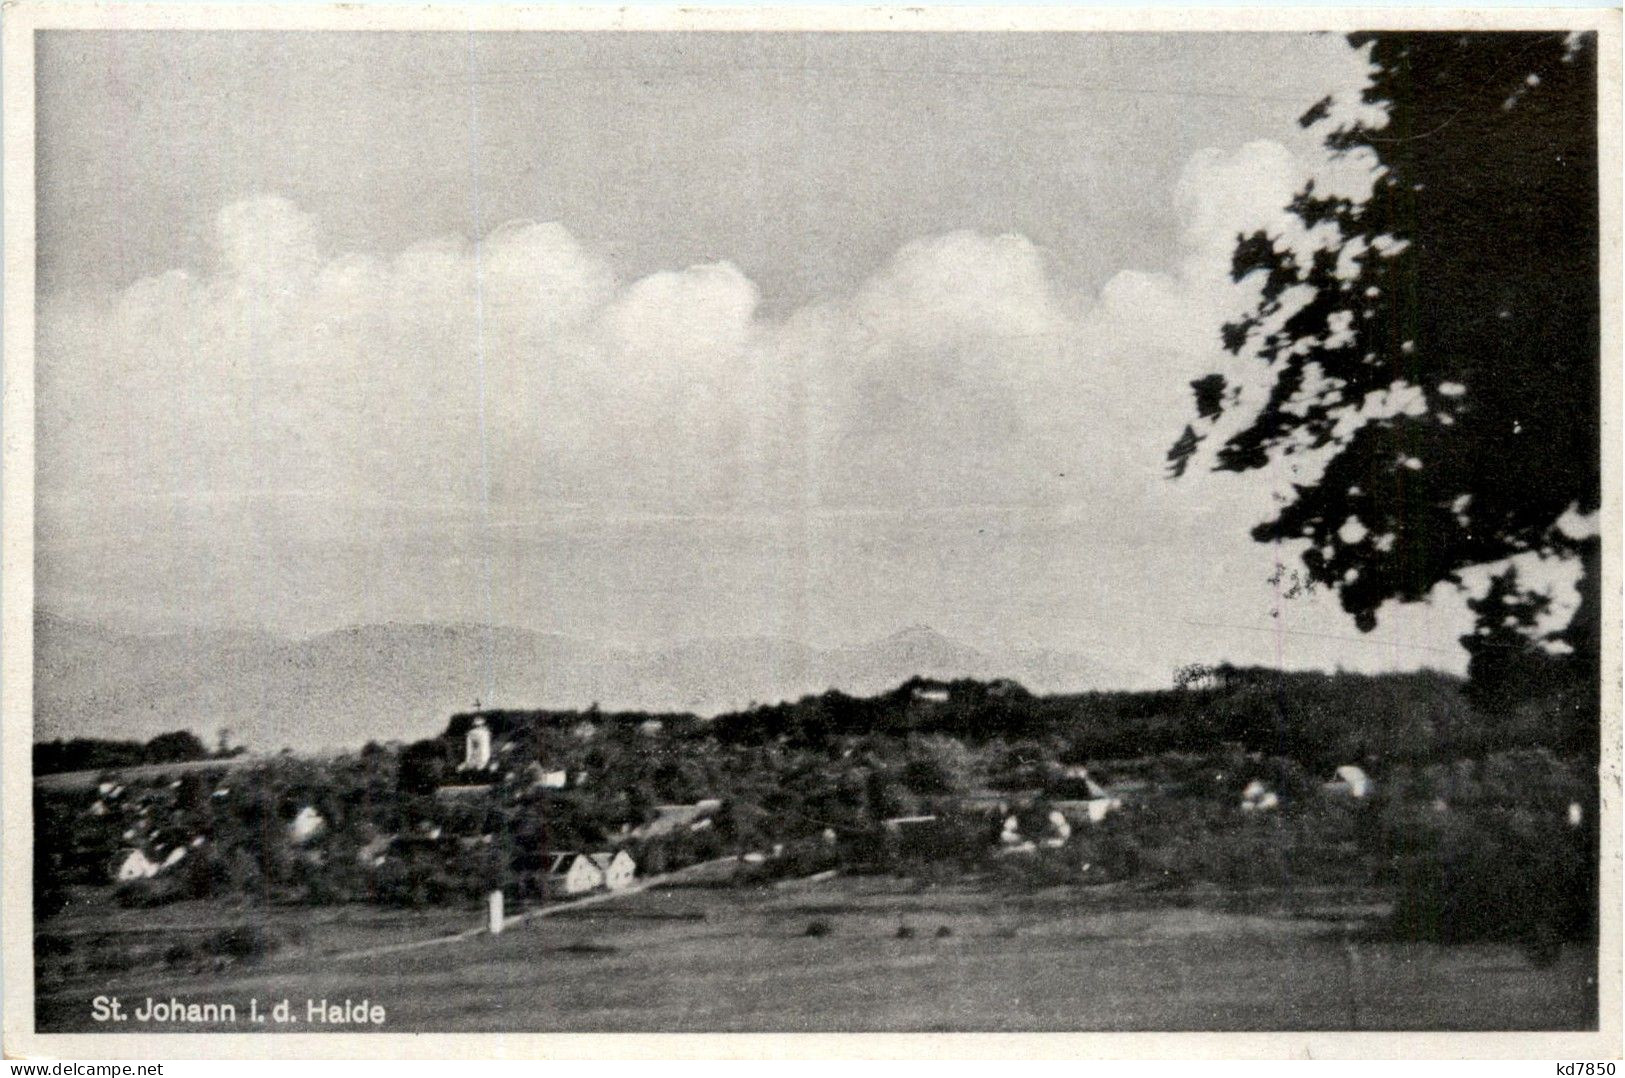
(144, 730), (208, 763)
(1171, 33), (1599, 713)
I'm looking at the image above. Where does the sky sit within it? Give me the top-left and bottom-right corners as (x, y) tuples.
(33, 30), (1510, 685)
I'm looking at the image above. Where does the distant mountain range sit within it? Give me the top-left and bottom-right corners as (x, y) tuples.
(33, 612), (1123, 751)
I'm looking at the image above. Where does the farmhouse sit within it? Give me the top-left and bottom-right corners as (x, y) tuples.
(1241, 780), (1280, 812)
(435, 783), (494, 800)
(959, 789), (1026, 816)
(288, 805), (326, 844)
(382, 833), (453, 864)
(522, 762), (568, 790)
(1323, 765), (1373, 799)
(912, 683), (951, 705)
(997, 815), (1035, 855)
(544, 852), (604, 896)
(356, 834), (394, 867)
(589, 850), (637, 891)
(627, 798), (723, 841)
(111, 848), (159, 882)
(1048, 764), (1111, 799)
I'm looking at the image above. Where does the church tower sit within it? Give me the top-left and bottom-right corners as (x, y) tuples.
(463, 716), (492, 771)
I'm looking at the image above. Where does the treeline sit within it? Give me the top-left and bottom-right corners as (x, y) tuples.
(34, 731), (245, 776)
(702, 666), (1589, 768)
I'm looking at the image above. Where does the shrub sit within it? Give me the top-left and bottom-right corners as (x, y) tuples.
(995, 847), (1085, 889)
(1378, 751), (1594, 945)
(206, 924), (280, 963)
(804, 919), (832, 937)
(114, 878), (179, 908)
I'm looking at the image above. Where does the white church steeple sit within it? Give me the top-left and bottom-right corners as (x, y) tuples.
(463, 716), (492, 771)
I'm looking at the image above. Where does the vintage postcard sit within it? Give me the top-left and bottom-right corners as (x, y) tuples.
(2, 3), (1620, 1060)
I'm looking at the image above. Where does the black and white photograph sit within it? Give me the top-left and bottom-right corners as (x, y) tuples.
(2, 5), (1619, 1056)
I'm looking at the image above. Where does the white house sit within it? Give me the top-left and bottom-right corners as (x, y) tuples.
(519, 761), (568, 789)
(544, 852), (605, 896)
(1048, 765), (1122, 825)
(999, 811), (1069, 852)
(1053, 796), (1122, 826)
(356, 834), (395, 868)
(288, 805), (326, 844)
(111, 848), (159, 882)
(1040, 810), (1072, 848)
(998, 815), (1036, 856)
(627, 799), (723, 841)
(1056, 764), (1110, 798)
(1323, 765), (1373, 799)
(588, 850), (637, 891)
(1241, 780), (1280, 812)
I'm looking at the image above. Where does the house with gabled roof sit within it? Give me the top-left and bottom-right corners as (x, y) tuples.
(1048, 765), (1123, 825)
(588, 850), (636, 891)
(1323, 764), (1373, 799)
(110, 847), (160, 882)
(625, 798), (722, 841)
(544, 852), (604, 896)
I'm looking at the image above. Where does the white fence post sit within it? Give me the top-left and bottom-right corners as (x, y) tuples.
(488, 889), (504, 935)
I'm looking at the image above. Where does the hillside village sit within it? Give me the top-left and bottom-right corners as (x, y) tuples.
(34, 666), (1597, 978)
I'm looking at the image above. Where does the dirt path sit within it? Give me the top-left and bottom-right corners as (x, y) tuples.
(321, 855), (744, 963)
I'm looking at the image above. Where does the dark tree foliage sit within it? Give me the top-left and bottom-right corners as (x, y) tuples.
(1171, 33), (1600, 683)
(142, 730), (209, 764)
(33, 730), (224, 775)
(1460, 566), (1563, 709)
(34, 738), (146, 776)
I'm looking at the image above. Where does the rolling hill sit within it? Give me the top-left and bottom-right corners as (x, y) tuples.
(33, 612), (1117, 751)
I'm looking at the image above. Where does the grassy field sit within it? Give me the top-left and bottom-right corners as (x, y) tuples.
(35, 876), (1597, 1033)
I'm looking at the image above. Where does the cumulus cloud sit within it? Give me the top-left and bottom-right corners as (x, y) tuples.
(42, 139), (1309, 523)
(39, 137), (1483, 675)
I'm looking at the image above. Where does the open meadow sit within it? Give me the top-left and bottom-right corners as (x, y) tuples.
(34, 874), (1597, 1033)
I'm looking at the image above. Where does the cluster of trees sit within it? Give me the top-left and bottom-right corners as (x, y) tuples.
(33, 730), (244, 776)
(699, 667), (1570, 771)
